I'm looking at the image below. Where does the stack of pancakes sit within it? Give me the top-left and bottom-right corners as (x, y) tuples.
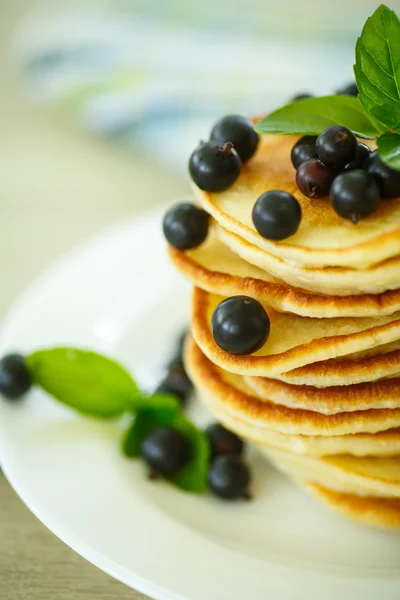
(169, 134), (400, 530)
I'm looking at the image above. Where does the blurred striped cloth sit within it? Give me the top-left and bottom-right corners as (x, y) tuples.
(16, 0), (367, 172)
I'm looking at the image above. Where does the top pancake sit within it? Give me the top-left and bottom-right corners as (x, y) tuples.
(194, 135), (400, 269)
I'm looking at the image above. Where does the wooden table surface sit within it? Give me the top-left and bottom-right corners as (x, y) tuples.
(1, 472), (149, 599)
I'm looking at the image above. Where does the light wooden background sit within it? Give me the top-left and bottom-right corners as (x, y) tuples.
(0, 2), (186, 598)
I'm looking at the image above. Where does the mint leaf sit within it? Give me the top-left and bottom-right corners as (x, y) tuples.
(26, 348), (138, 418)
(123, 409), (210, 493)
(132, 393), (181, 419)
(377, 131), (400, 170)
(255, 96), (385, 139)
(354, 5), (400, 133)
(123, 408), (176, 457)
(122, 395), (180, 457)
(170, 414), (210, 493)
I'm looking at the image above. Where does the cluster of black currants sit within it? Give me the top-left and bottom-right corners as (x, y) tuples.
(292, 125), (400, 224)
(291, 80), (359, 102)
(189, 115), (260, 193)
(141, 421), (251, 500)
(163, 116), (260, 253)
(144, 331), (251, 499)
(154, 330), (193, 407)
(205, 423), (250, 500)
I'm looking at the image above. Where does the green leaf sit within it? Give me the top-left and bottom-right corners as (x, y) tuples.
(132, 393), (181, 419)
(122, 408), (177, 457)
(122, 394), (180, 457)
(255, 96), (385, 139)
(354, 5), (400, 132)
(123, 409), (210, 493)
(169, 414), (210, 493)
(377, 131), (400, 170)
(26, 348), (138, 418)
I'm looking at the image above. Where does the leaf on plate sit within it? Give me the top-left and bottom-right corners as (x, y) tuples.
(122, 395), (181, 457)
(26, 348), (138, 418)
(123, 409), (210, 493)
(354, 5), (400, 133)
(254, 95), (385, 139)
(132, 393), (181, 419)
(169, 414), (210, 493)
(122, 408), (175, 457)
(377, 131), (400, 170)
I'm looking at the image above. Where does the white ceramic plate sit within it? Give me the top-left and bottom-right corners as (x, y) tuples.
(1, 207), (400, 600)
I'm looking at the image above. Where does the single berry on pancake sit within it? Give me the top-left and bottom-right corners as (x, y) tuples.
(316, 125), (357, 167)
(208, 455), (251, 500)
(0, 354), (32, 400)
(330, 170), (380, 224)
(141, 427), (190, 477)
(210, 115), (259, 163)
(291, 135), (317, 169)
(205, 423), (244, 459)
(189, 140), (241, 192)
(364, 150), (400, 199)
(163, 203), (209, 250)
(296, 158), (335, 198)
(344, 142), (371, 171)
(252, 190), (301, 240)
(211, 296), (270, 355)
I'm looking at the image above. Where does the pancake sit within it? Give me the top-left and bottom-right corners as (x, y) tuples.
(263, 447), (400, 498)
(218, 225), (400, 296)
(185, 336), (400, 435)
(169, 227), (400, 318)
(303, 482), (400, 531)
(192, 288), (400, 377)
(245, 375), (400, 415)
(193, 134), (400, 269)
(280, 349), (400, 387)
(199, 390), (400, 457)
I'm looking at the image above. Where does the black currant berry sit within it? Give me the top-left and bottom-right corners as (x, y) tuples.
(252, 190), (301, 240)
(296, 158), (335, 198)
(316, 125), (357, 167)
(211, 296), (270, 355)
(163, 203), (209, 250)
(208, 455), (251, 500)
(291, 93), (313, 102)
(210, 115), (259, 163)
(0, 354), (32, 400)
(205, 423), (244, 459)
(364, 150), (400, 199)
(344, 142), (371, 171)
(141, 427), (190, 477)
(291, 135), (317, 169)
(189, 141), (241, 192)
(336, 82), (358, 96)
(330, 170), (380, 224)
(155, 362), (192, 407)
